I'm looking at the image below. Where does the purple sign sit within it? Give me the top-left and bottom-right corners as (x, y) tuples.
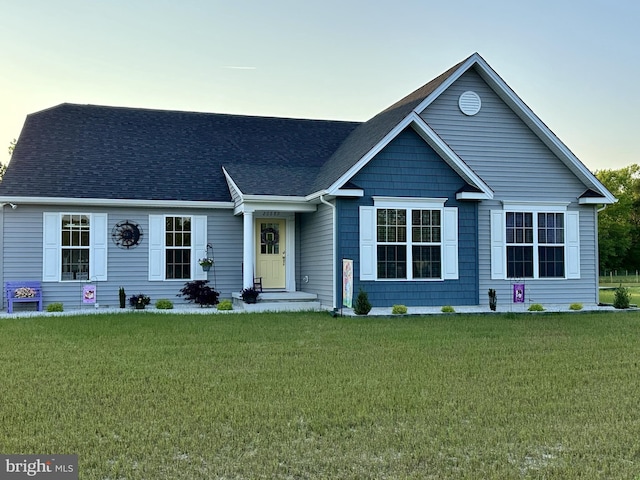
(513, 284), (524, 303)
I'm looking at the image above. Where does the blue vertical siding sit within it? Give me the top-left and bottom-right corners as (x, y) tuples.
(336, 127), (478, 307)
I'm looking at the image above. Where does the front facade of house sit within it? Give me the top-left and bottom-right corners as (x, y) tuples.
(0, 54), (615, 311)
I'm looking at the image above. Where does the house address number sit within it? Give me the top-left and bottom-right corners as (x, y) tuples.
(261, 211), (281, 217)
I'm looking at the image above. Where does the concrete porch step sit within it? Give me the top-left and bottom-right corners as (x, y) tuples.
(231, 291), (321, 312)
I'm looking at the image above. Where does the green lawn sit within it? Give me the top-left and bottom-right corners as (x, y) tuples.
(1, 311), (640, 479)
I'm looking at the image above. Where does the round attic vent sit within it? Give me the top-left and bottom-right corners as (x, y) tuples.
(458, 91), (481, 116)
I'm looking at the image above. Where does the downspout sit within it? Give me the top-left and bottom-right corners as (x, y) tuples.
(320, 195), (337, 310)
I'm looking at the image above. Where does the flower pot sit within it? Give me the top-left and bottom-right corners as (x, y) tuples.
(202, 265), (211, 272)
(135, 303), (145, 310)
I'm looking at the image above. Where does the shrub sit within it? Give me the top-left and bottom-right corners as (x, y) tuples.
(353, 288), (372, 315)
(528, 303), (545, 312)
(217, 299), (233, 311)
(441, 305), (455, 313)
(155, 299), (173, 310)
(392, 304), (408, 315)
(613, 285), (631, 309)
(178, 280), (220, 307)
(46, 302), (63, 312)
(569, 303), (583, 311)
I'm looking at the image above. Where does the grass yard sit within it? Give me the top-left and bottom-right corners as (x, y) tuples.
(1, 311), (640, 479)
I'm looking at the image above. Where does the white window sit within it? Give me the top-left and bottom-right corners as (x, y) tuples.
(359, 198), (458, 281)
(148, 214), (207, 281)
(491, 205), (579, 280)
(43, 212), (108, 282)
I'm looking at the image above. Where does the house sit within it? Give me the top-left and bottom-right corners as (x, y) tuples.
(0, 53), (615, 312)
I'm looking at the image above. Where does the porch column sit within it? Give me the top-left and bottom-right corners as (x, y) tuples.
(243, 211), (254, 289)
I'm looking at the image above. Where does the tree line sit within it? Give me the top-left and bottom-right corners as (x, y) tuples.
(596, 164), (640, 273)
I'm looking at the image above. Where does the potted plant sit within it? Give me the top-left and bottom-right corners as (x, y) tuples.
(199, 258), (214, 272)
(129, 293), (151, 310)
(241, 287), (260, 304)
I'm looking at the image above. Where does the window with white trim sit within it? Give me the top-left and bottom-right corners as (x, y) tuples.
(148, 214), (208, 281)
(491, 206), (579, 280)
(165, 216), (192, 279)
(360, 198), (457, 281)
(61, 214), (90, 280)
(42, 212), (108, 282)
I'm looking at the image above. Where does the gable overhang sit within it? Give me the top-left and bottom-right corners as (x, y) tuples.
(413, 53), (616, 205)
(224, 167), (317, 215)
(324, 112), (493, 200)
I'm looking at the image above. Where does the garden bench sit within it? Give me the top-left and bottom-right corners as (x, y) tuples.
(5, 281), (43, 313)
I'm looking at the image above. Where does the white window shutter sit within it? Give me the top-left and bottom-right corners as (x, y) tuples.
(148, 215), (164, 281)
(490, 210), (506, 280)
(193, 215), (208, 280)
(91, 213), (108, 281)
(565, 211), (580, 279)
(442, 207), (458, 280)
(42, 212), (60, 282)
(359, 206), (376, 281)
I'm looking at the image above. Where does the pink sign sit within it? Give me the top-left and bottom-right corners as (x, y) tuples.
(83, 285), (96, 304)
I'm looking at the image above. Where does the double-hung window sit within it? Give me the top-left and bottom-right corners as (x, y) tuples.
(491, 205), (579, 280)
(360, 198), (458, 281)
(43, 212), (108, 282)
(148, 214), (208, 281)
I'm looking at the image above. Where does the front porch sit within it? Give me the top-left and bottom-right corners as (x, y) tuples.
(231, 291), (322, 312)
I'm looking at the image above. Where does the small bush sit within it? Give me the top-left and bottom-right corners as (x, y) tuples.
(353, 288), (372, 315)
(46, 302), (64, 312)
(613, 285), (631, 309)
(441, 305), (455, 313)
(528, 303), (545, 312)
(178, 280), (220, 307)
(392, 304), (407, 315)
(569, 303), (583, 311)
(155, 299), (173, 310)
(217, 299), (233, 311)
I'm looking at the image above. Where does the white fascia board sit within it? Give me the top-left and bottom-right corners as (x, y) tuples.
(579, 197), (615, 205)
(470, 57), (617, 205)
(237, 198), (317, 215)
(0, 196), (234, 209)
(326, 115), (415, 195)
(456, 191), (491, 200)
(325, 109), (492, 200)
(412, 53), (481, 113)
(409, 113), (493, 198)
(222, 167), (244, 203)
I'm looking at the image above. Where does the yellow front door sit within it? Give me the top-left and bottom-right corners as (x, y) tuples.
(256, 219), (285, 289)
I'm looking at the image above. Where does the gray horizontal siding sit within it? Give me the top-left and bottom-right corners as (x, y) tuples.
(423, 69), (600, 306)
(2, 205), (242, 311)
(422, 69), (587, 202)
(477, 202), (599, 306)
(298, 203), (334, 308)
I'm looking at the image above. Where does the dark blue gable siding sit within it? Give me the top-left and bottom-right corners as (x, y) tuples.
(336, 127), (479, 307)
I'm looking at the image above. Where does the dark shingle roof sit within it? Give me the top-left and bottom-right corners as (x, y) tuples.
(311, 58), (467, 192)
(0, 104), (360, 201)
(0, 56), (471, 201)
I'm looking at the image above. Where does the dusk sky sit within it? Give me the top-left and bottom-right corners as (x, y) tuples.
(1, 0), (637, 172)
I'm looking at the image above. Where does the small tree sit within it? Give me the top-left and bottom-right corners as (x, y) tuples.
(353, 288), (372, 315)
(613, 284), (631, 309)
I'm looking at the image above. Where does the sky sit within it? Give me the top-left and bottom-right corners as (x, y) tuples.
(1, 0), (638, 172)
